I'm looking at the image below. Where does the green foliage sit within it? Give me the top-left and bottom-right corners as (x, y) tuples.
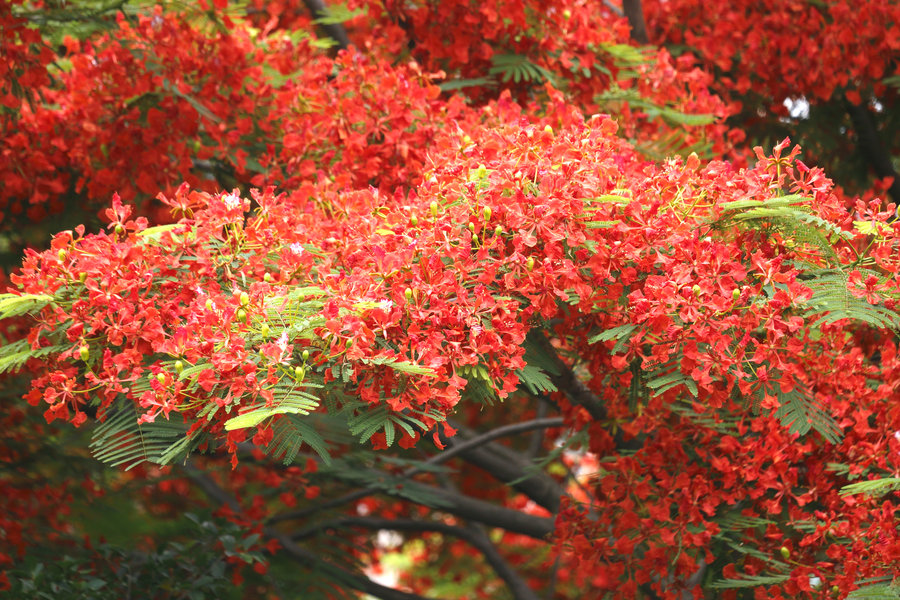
(90, 399), (193, 470)
(769, 382), (842, 443)
(840, 477), (900, 498)
(6, 513), (264, 600)
(847, 578), (900, 599)
(489, 54), (556, 85)
(709, 573), (790, 589)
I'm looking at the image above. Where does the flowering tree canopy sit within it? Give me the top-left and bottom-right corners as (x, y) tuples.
(4, 1), (900, 599)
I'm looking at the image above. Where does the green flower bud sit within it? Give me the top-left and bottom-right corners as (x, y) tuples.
(404, 287), (414, 302)
(468, 222), (476, 233)
(205, 299), (214, 312)
(430, 201), (439, 218)
(302, 349), (310, 362)
(174, 360), (184, 375)
(294, 366), (305, 380)
(494, 225), (503, 236)
(78, 345), (89, 362)
(157, 372), (167, 385)
(239, 291), (250, 306)
(410, 215), (419, 227)
(779, 546), (790, 560)
(261, 323), (270, 338)
(57, 249), (67, 262)
(526, 257), (535, 272)
(263, 272), (272, 283)
(236, 308), (247, 322)
(482, 206), (492, 221)
(692, 284), (702, 297)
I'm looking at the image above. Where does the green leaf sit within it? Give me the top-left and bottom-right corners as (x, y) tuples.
(709, 573), (790, 589)
(840, 477), (900, 498)
(224, 386), (319, 431)
(0, 293), (55, 319)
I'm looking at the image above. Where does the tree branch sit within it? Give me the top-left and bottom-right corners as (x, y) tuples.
(441, 420), (565, 513)
(269, 418), (565, 526)
(301, 0), (351, 51)
(845, 98), (900, 205)
(622, 0), (650, 44)
(184, 466), (432, 600)
(294, 517), (541, 600)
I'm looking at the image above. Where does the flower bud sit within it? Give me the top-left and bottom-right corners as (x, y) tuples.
(240, 291), (250, 306)
(482, 206), (492, 221)
(174, 360), (184, 375)
(78, 345), (89, 362)
(302, 349), (310, 362)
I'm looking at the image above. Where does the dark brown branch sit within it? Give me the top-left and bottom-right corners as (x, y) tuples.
(846, 98), (900, 205)
(269, 417), (566, 526)
(622, 0), (650, 44)
(528, 330), (608, 421)
(185, 466), (431, 600)
(294, 517), (541, 600)
(301, 0), (351, 51)
(442, 420), (565, 514)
